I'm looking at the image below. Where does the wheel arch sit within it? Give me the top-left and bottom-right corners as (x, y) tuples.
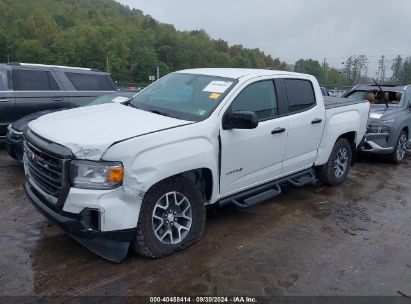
(338, 131), (357, 147)
(314, 130), (358, 166)
(402, 126), (409, 138)
(144, 168), (214, 204)
(336, 131), (357, 165)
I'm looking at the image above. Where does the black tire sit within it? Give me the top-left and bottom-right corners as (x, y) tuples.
(133, 176), (206, 258)
(318, 138), (352, 186)
(388, 130), (408, 164)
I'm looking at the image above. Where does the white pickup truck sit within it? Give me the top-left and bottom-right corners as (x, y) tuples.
(23, 69), (370, 262)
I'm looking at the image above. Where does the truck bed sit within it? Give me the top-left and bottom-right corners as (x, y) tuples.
(324, 96), (366, 109)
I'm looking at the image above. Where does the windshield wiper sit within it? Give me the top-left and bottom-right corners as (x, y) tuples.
(128, 103), (172, 117)
(373, 78), (389, 108)
(128, 103), (139, 109)
(149, 110), (171, 117)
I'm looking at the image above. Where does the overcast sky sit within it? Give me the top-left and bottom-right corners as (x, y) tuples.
(118, 0), (410, 72)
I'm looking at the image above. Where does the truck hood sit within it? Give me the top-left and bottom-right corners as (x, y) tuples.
(368, 105), (402, 123)
(28, 103), (193, 160)
(12, 108), (67, 132)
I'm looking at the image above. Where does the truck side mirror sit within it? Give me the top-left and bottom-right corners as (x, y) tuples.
(222, 111), (259, 130)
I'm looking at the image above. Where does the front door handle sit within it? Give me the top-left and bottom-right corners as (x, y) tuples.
(271, 127), (286, 134)
(53, 97), (63, 102)
(0, 98), (9, 102)
(311, 118), (322, 124)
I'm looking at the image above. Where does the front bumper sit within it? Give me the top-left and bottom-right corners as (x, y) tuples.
(360, 133), (394, 154)
(5, 131), (24, 162)
(24, 181), (137, 262)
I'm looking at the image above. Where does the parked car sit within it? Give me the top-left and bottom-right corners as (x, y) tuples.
(343, 84), (411, 162)
(0, 63), (117, 138)
(23, 68), (370, 262)
(6, 91), (137, 162)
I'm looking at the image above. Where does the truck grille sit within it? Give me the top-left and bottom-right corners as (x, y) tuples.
(23, 132), (71, 209)
(25, 141), (62, 195)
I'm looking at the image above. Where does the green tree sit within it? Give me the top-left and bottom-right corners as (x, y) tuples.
(130, 47), (158, 83)
(0, 0), (290, 83)
(391, 55), (403, 85)
(0, 33), (8, 62)
(343, 55), (368, 84)
(15, 39), (50, 63)
(399, 57), (411, 85)
(294, 59), (325, 83)
(26, 9), (60, 46)
(324, 68), (347, 87)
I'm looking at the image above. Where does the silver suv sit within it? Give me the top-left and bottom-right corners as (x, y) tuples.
(0, 63), (117, 137)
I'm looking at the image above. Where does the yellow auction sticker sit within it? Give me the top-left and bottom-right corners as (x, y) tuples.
(209, 92), (221, 99)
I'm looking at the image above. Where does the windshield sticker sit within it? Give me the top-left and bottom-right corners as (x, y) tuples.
(209, 93), (221, 100)
(370, 112), (383, 119)
(203, 81), (233, 93)
(194, 109), (206, 116)
(112, 96), (130, 103)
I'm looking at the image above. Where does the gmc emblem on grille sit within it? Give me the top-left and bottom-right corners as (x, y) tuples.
(27, 149), (44, 165)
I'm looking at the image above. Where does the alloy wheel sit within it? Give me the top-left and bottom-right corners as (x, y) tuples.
(397, 134), (408, 161)
(152, 191), (193, 245)
(334, 147), (348, 178)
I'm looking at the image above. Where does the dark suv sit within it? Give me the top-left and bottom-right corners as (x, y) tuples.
(0, 63), (117, 137)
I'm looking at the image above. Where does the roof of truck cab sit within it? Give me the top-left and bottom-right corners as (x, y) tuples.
(176, 68), (310, 80)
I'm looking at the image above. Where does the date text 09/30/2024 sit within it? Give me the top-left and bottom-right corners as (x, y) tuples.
(149, 296), (258, 303)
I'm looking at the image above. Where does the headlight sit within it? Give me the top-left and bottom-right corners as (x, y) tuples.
(367, 124), (390, 134)
(70, 160), (124, 190)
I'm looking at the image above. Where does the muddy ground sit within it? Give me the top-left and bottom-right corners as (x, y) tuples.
(0, 140), (410, 297)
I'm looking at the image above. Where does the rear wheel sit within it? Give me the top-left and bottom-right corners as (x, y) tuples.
(388, 130), (408, 163)
(318, 138), (352, 186)
(133, 177), (206, 258)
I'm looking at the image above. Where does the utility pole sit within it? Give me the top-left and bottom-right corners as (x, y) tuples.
(106, 55), (109, 73)
(378, 55), (385, 84)
(156, 66), (160, 80)
(7, 54), (9, 63)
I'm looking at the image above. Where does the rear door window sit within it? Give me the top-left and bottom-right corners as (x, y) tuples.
(0, 70), (7, 90)
(12, 69), (60, 91)
(284, 79), (316, 113)
(65, 73), (116, 91)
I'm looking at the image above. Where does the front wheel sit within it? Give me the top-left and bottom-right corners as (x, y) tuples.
(133, 177), (206, 258)
(318, 138), (352, 186)
(388, 130), (408, 163)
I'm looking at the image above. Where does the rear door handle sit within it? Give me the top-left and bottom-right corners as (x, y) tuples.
(311, 118), (322, 124)
(271, 127), (286, 134)
(0, 98), (9, 102)
(53, 97), (63, 102)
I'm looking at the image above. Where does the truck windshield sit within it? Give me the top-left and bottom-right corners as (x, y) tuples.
(129, 73), (237, 121)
